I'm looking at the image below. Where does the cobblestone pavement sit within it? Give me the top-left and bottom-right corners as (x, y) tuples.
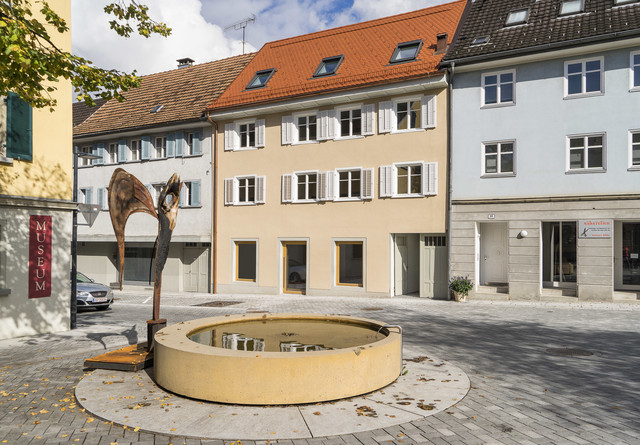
(1, 292), (639, 444)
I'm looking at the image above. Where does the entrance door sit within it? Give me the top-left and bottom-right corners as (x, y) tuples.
(283, 242), (307, 294)
(421, 235), (448, 298)
(394, 235), (409, 295)
(622, 222), (640, 287)
(479, 223), (508, 284)
(184, 247), (209, 292)
(542, 222), (577, 287)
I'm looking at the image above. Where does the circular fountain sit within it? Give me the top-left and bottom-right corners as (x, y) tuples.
(153, 313), (402, 405)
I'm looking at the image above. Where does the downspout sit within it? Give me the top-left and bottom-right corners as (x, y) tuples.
(206, 111), (218, 294)
(447, 62), (455, 300)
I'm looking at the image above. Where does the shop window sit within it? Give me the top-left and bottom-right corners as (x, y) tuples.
(336, 241), (363, 287)
(236, 241), (257, 282)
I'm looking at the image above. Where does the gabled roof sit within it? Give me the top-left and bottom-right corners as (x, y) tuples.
(73, 53), (255, 137)
(443, 0), (640, 65)
(208, 0), (466, 111)
(73, 98), (107, 127)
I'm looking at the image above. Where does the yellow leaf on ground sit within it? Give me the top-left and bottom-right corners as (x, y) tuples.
(86, 417), (95, 423)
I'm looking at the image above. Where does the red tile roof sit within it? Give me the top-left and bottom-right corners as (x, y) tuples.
(74, 53), (255, 137)
(208, 0), (466, 111)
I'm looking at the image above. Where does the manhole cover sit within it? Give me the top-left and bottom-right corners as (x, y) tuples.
(546, 348), (593, 357)
(194, 301), (242, 307)
(361, 307), (383, 311)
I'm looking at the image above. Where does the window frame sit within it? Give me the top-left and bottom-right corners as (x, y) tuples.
(129, 139), (142, 161)
(335, 240), (365, 288)
(246, 68), (276, 90)
(336, 105), (363, 139)
(629, 130), (640, 170)
(336, 168), (362, 201)
(566, 133), (606, 173)
(481, 140), (516, 177)
(294, 112), (318, 144)
(234, 240), (258, 283)
(153, 136), (166, 159)
(481, 70), (516, 107)
(393, 96), (423, 132)
(78, 146), (93, 167)
(505, 8), (529, 26)
(559, 0), (584, 16)
(180, 180), (201, 208)
(295, 171), (319, 202)
(106, 142), (118, 164)
(564, 57), (604, 98)
(389, 40), (423, 64)
(631, 50), (640, 92)
(313, 55), (344, 77)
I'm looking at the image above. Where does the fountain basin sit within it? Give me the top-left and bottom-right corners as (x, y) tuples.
(153, 313), (402, 405)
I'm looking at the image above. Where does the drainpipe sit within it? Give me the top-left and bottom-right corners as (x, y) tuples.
(447, 62), (455, 299)
(206, 111), (218, 294)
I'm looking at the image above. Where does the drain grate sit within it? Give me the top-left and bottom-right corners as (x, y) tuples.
(546, 348), (593, 357)
(193, 301), (243, 307)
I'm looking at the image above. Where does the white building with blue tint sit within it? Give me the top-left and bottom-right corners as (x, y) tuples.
(73, 54), (254, 293)
(442, 0), (640, 301)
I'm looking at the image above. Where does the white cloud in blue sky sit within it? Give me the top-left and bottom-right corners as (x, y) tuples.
(71, 0), (449, 76)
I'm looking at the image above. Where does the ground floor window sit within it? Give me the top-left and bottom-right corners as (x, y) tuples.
(542, 222), (577, 285)
(336, 241), (363, 287)
(123, 246), (155, 283)
(622, 222), (640, 286)
(236, 241), (257, 282)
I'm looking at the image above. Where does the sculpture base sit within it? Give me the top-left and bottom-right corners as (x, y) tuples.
(147, 318), (167, 351)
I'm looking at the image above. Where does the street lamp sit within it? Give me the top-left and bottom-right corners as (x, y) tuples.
(71, 147), (101, 329)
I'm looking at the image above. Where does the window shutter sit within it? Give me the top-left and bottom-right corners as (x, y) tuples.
(93, 143), (105, 165)
(378, 101), (393, 133)
(224, 178), (235, 205)
(167, 133), (176, 158)
(142, 136), (151, 159)
(117, 140), (126, 162)
(421, 95), (437, 129)
(96, 188), (104, 210)
(362, 168), (374, 199)
(146, 184), (154, 205)
(255, 176), (266, 203)
(175, 131), (184, 156)
(85, 188), (93, 204)
(224, 123), (237, 151)
(282, 116), (294, 145)
(422, 162), (438, 195)
(191, 181), (201, 207)
(318, 171), (334, 201)
(317, 110), (335, 141)
(362, 104), (376, 136)
(255, 119), (266, 148)
(282, 174), (293, 203)
(192, 131), (202, 155)
(178, 183), (186, 207)
(6, 92), (32, 161)
(379, 165), (393, 197)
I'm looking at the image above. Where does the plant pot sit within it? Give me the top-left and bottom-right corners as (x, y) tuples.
(453, 291), (466, 302)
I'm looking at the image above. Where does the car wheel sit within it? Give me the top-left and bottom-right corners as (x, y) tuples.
(95, 305), (110, 311)
(289, 272), (300, 283)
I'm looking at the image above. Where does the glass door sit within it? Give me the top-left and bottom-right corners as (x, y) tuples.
(283, 242), (307, 294)
(543, 222), (577, 287)
(622, 223), (640, 286)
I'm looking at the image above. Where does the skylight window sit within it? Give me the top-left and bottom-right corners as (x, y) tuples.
(246, 69), (276, 89)
(390, 40), (423, 64)
(505, 8), (529, 25)
(313, 56), (344, 77)
(615, 0), (637, 4)
(560, 0), (583, 15)
(471, 36), (490, 45)
(150, 105), (163, 113)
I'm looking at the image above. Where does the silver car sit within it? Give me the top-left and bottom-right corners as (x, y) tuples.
(75, 272), (113, 311)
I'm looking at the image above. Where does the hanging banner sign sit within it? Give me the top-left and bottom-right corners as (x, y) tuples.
(28, 215), (52, 298)
(578, 219), (612, 239)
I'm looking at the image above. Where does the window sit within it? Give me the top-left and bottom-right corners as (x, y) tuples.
(339, 108), (362, 138)
(79, 187), (92, 204)
(630, 131), (640, 168)
(379, 162), (438, 197)
(246, 69), (275, 89)
(471, 36), (489, 45)
(235, 241), (257, 282)
(283, 169), (372, 202)
(338, 169), (361, 199)
(336, 241), (363, 287)
(297, 173), (317, 201)
(180, 181), (201, 207)
(225, 120), (265, 151)
(390, 40), (422, 64)
(313, 56), (343, 77)
(282, 106), (375, 144)
(560, 0), (583, 15)
(128, 139), (140, 161)
(107, 143), (118, 164)
(297, 114), (317, 142)
(567, 134), (605, 171)
(154, 136), (166, 158)
(153, 184), (164, 205)
(483, 142), (515, 176)
(184, 131), (201, 156)
(616, 0), (638, 4)
(505, 8), (528, 25)
(224, 175), (266, 205)
(379, 95), (436, 133)
(482, 71), (515, 106)
(565, 58), (603, 97)
(78, 146), (93, 166)
(631, 51), (640, 90)
(396, 99), (421, 130)
(3, 92), (32, 162)
(97, 188), (108, 210)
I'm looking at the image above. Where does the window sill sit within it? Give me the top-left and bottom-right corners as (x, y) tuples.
(334, 197), (364, 202)
(334, 135), (364, 141)
(292, 199), (319, 204)
(0, 288), (11, 296)
(180, 205), (202, 209)
(565, 168), (606, 174)
(480, 102), (515, 109)
(291, 141), (319, 146)
(391, 128), (424, 134)
(234, 279), (257, 284)
(630, 87), (640, 93)
(628, 166), (640, 171)
(232, 147), (260, 152)
(230, 202), (259, 206)
(392, 193), (427, 198)
(0, 156), (13, 166)
(564, 91), (604, 100)
(481, 173), (516, 178)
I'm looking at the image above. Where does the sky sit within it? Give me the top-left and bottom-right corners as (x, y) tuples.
(71, 0), (450, 76)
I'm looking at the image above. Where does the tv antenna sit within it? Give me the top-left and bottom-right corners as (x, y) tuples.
(224, 14), (256, 54)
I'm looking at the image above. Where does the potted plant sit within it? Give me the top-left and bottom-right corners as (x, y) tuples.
(449, 276), (473, 302)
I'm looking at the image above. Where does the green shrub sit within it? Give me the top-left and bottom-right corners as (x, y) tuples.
(448, 276), (473, 296)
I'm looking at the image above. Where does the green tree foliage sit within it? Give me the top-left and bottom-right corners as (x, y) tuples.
(0, 0), (171, 110)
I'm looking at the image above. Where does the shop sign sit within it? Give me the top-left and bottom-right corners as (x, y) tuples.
(578, 219), (612, 239)
(28, 215), (52, 298)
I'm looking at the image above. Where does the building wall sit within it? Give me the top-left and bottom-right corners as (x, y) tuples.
(216, 88), (448, 296)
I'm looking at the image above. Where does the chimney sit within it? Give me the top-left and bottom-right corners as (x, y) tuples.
(177, 57), (195, 68)
(436, 33), (448, 54)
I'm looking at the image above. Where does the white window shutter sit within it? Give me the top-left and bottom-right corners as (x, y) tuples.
(362, 168), (374, 199)
(224, 123), (237, 151)
(282, 116), (294, 145)
(282, 174), (293, 203)
(362, 104), (375, 136)
(318, 110), (336, 141)
(255, 176), (266, 203)
(224, 178), (235, 205)
(255, 119), (266, 148)
(378, 101), (393, 133)
(421, 95), (437, 129)
(379, 165), (393, 197)
(422, 162), (438, 195)
(318, 171), (334, 201)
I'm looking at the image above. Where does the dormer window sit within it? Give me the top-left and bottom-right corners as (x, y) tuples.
(560, 0), (583, 15)
(471, 36), (490, 45)
(390, 40), (423, 64)
(505, 8), (529, 26)
(246, 69), (275, 89)
(313, 56), (344, 77)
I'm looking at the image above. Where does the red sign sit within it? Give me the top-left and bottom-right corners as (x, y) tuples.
(29, 215), (52, 298)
